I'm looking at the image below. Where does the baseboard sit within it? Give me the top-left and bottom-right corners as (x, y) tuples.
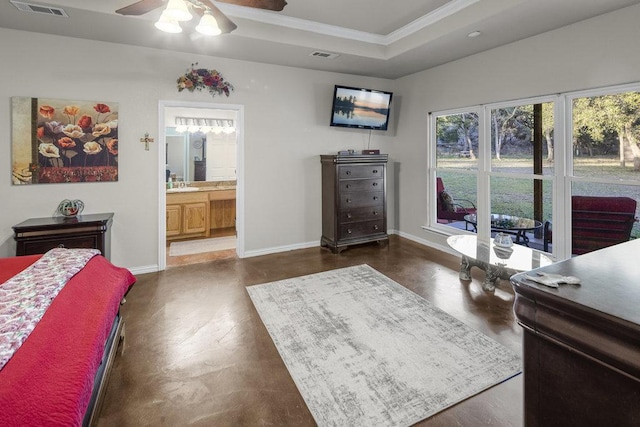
(242, 240), (319, 258)
(128, 264), (159, 275)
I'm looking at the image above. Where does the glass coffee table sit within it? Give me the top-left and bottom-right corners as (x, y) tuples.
(464, 213), (542, 246)
(447, 235), (553, 291)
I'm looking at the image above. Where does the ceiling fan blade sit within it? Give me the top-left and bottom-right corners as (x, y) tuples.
(198, 0), (238, 33)
(216, 0), (287, 12)
(116, 0), (165, 15)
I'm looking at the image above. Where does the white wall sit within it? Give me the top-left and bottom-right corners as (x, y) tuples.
(391, 3), (640, 251)
(0, 28), (394, 270)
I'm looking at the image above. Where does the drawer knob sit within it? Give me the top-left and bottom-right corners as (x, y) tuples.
(347, 229), (352, 234)
(346, 184), (351, 189)
(372, 182), (378, 187)
(347, 213), (352, 219)
(373, 225), (379, 230)
(57, 243), (66, 248)
(346, 170), (351, 175)
(373, 196), (378, 201)
(346, 198), (352, 203)
(373, 170), (378, 174)
(373, 211), (378, 215)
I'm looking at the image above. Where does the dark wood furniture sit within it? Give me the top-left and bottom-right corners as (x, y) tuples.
(511, 239), (640, 426)
(320, 154), (388, 253)
(194, 159), (206, 181)
(13, 212), (113, 260)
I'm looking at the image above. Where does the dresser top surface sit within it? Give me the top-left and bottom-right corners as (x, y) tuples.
(321, 154), (388, 164)
(511, 238), (640, 328)
(13, 213), (114, 231)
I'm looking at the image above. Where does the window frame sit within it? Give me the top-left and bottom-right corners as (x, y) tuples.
(428, 83), (640, 260)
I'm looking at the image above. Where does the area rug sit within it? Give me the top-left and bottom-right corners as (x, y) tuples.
(168, 236), (236, 256)
(246, 264), (521, 427)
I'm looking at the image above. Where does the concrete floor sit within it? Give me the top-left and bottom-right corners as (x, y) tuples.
(97, 235), (523, 426)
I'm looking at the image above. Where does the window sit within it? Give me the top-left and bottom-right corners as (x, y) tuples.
(429, 85), (640, 260)
(432, 111), (479, 232)
(488, 101), (555, 251)
(569, 89), (640, 250)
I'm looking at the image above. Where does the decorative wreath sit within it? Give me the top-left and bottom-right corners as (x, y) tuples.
(176, 63), (234, 97)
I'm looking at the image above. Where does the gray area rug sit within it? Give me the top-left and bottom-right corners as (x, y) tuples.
(246, 264), (521, 427)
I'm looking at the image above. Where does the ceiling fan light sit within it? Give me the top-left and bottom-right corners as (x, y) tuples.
(164, 0), (192, 22)
(155, 13), (182, 33)
(195, 13), (221, 36)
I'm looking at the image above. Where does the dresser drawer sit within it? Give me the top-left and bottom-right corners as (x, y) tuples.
(338, 165), (384, 180)
(19, 235), (99, 255)
(339, 178), (383, 193)
(339, 220), (385, 239)
(340, 206), (384, 223)
(340, 191), (384, 208)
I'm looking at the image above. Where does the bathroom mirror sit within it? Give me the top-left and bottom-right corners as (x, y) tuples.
(164, 108), (237, 182)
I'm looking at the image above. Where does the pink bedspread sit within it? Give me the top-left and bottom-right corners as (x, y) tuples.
(0, 254), (135, 426)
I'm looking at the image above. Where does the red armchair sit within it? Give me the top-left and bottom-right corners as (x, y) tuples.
(436, 177), (477, 225)
(543, 195), (637, 254)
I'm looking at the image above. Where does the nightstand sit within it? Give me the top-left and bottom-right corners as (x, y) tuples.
(13, 213), (113, 260)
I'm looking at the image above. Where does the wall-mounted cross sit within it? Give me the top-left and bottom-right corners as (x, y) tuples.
(140, 133), (155, 151)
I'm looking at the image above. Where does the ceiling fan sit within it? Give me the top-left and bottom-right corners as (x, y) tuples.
(116, 0), (287, 35)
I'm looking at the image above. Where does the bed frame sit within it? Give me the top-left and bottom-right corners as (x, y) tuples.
(84, 311), (125, 426)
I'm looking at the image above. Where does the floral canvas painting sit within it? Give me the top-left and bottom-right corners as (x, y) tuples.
(11, 97), (119, 184)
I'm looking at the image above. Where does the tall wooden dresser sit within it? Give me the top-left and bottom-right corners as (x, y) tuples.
(320, 154), (388, 253)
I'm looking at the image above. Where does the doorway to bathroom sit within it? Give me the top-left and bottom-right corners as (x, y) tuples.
(158, 101), (244, 270)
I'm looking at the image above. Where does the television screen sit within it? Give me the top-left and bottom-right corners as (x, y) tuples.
(330, 85), (393, 130)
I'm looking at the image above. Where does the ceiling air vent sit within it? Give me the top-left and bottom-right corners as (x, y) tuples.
(310, 51), (339, 60)
(10, 1), (69, 17)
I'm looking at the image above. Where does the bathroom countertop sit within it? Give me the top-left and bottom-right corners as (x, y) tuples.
(166, 185), (236, 193)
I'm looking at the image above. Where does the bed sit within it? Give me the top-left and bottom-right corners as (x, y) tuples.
(0, 249), (136, 426)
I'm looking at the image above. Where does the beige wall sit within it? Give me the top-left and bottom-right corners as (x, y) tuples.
(0, 28), (394, 270)
(391, 3), (640, 251)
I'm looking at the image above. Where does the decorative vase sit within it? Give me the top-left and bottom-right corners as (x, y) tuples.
(57, 199), (84, 217)
(494, 232), (514, 248)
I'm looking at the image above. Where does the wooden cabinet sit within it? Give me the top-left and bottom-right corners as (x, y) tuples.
(209, 189), (236, 230)
(511, 239), (640, 426)
(321, 154), (388, 253)
(183, 202), (208, 234)
(166, 192), (210, 240)
(166, 188), (236, 239)
(13, 213), (113, 260)
(166, 205), (181, 237)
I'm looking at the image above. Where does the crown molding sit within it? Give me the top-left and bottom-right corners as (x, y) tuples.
(218, 0), (481, 46)
(386, 0), (481, 44)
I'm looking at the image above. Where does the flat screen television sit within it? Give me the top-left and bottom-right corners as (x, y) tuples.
(330, 85), (393, 130)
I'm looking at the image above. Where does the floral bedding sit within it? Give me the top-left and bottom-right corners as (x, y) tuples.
(0, 248), (100, 370)
(0, 251), (135, 426)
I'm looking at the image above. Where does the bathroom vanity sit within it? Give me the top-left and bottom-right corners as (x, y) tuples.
(166, 183), (236, 240)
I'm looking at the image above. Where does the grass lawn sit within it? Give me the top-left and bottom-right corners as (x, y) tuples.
(437, 156), (640, 238)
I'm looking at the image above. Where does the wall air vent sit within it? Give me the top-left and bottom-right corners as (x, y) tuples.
(10, 1), (69, 17)
(310, 51), (339, 60)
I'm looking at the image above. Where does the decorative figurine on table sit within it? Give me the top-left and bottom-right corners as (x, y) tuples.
(57, 199), (84, 217)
